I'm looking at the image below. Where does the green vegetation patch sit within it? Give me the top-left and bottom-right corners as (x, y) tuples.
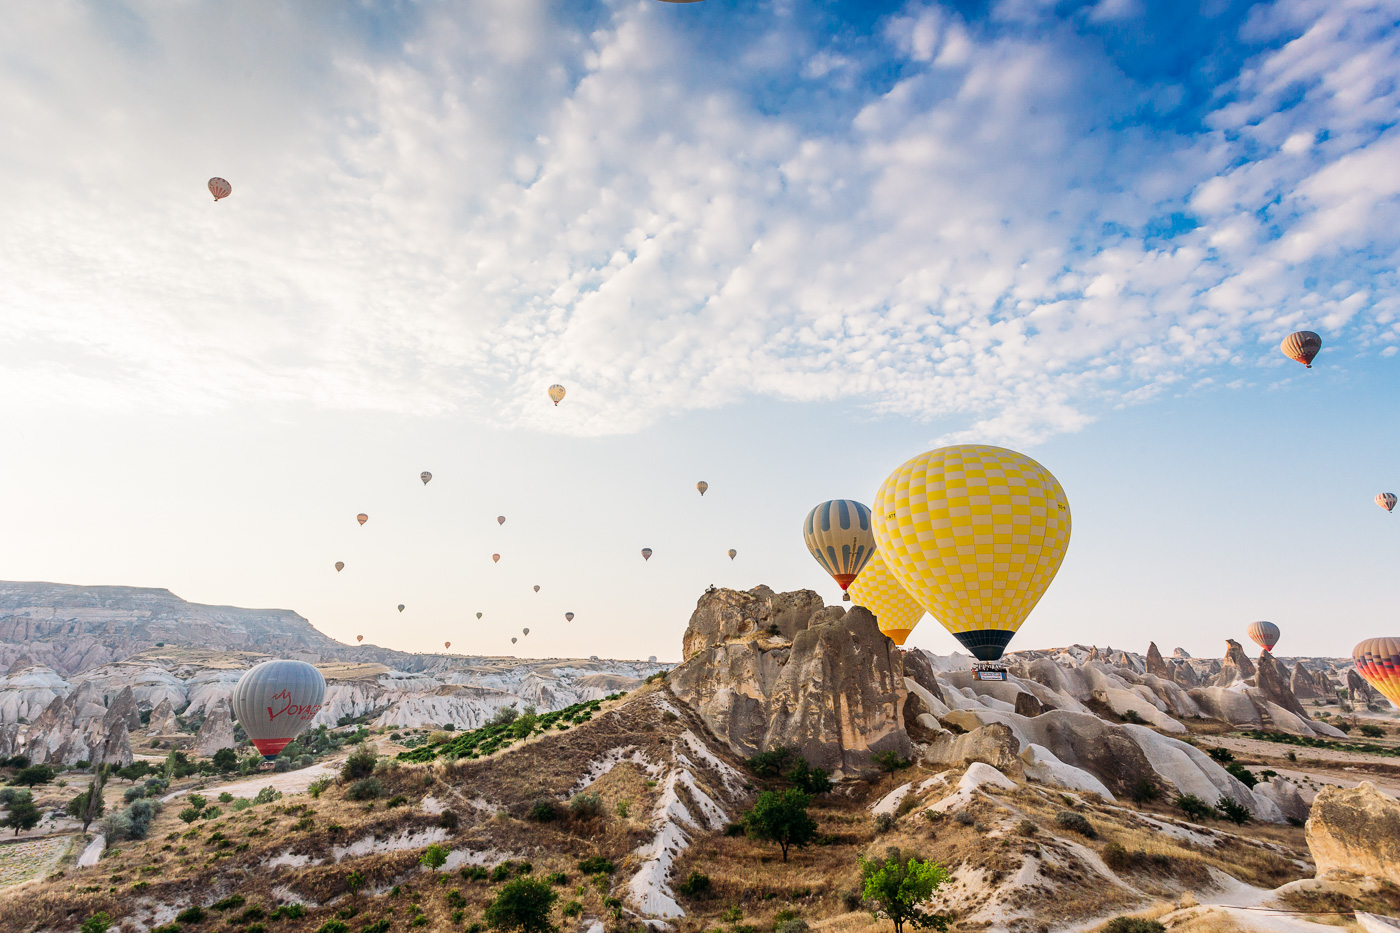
(1241, 730), (1400, 757)
(396, 697), (623, 763)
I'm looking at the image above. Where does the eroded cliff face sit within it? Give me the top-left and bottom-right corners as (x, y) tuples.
(668, 586), (911, 776)
(1306, 782), (1400, 886)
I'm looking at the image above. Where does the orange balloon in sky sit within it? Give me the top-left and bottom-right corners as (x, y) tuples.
(492, 553), (500, 563)
(356, 513), (368, 526)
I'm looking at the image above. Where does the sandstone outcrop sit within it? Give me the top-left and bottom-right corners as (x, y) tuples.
(195, 698), (236, 756)
(1145, 642), (1170, 680)
(1291, 662), (1328, 701)
(1173, 648), (1192, 659)
(147, 697), (178, 734)
(1216, 639), (1256, 686)
(23, 682), (135, 766)
(1306, 782), (1400, 886)
(0, 722), (19, 758)
(668, 587), (911, 776)
(1347, 669), (1378, 706)
(1255, 651), (1309, 720)
(1254, 777), (1309, 823)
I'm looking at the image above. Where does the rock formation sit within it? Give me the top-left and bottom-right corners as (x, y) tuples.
(1255, 651), (1309, 720)
(1171, 661), (1200, 688)
(668, 586), (911, 776)
(1173, 647), (1192, 659)
(147, 697), (178, 734)
(23, 682), (135, 766)
(1347, 669), (1378, 706)
(194, 698), (236, 756)
(1145, 642), (1170, 680)
(1254, 777), (1309, 823)
(1215, 639), (1256, 686)
(1306, 782), (1400, 886)
(0, 721), (19, 758)
(1291, 662), (1327, 701)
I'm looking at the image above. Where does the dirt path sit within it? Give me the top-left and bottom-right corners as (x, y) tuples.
(161, 760), (341, 804)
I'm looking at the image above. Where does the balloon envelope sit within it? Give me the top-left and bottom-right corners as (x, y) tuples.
(696, 481), (708, 496)
(1281, 331), (1322, 367)
(231, 660), (326, 760)
(397, 604), (405, 613)
(565, 612), (574, 621)
(1353, 637), (1400, 710)
(208, 177), (231, 201)
(848, 550), (926, 646)
(476, 612), (483, 619)
(548, 384), (566, 405)
(356, 513), (368, 526)
(728, 549), (737, 560)
(511, 637), (517, 644)
(497, 516), (506, 525)
(334, 561), (344, 572)
(445, 641), (451, 650)
(523, 627), (529, 635)
(1246, 620), (1280, 653)
(533, 585), (540, 593)
(356, 635), (363, 643)
(492, 553), (501, 563)
(642, 548), (653, 561)
(1378, 493), (1397, 513)
(873, 445), (1070, 662)
(802, 499), (876, 596)
(421, 472), (432, 485)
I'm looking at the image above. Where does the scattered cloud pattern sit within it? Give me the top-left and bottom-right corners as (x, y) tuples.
(1, 0), (1396, 443)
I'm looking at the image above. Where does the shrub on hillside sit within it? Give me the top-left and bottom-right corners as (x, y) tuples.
(677, 871), (712, 898)
(567, 793), (603, 820)
(577, 857), (614, 875)
(341, 746), (378, 782)
(1103, 919), (1165, 933)
(1053, 810), (1096, 838)
(1175, 793), (1212, 821)
(527, 799), (559, 822)
(484, 877), (558, 933)
(1215, 796), (1251, 825)
(1359, 724), (1386, 738)
(346, 778), (385, 801)
(871, 751), (911, 773)
(1205, 747), (1234, 764)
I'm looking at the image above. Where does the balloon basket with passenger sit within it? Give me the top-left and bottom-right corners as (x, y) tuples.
(973, 662), (1009, 682)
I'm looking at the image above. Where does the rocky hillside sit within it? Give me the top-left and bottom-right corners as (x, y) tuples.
(2, 584), (1397, 933)
(0, 582), (343, 674)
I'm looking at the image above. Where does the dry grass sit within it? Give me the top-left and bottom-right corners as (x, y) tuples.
(1277, 881), (1400, 927)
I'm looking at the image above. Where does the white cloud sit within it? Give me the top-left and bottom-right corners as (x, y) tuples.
(0, 0), (1396, 446)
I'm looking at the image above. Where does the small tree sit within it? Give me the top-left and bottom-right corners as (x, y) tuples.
(1215, 796), (1251, 825)
(484, 876), (559, 933)
(67, 787), (106, 832)
(421, 844), (450, 870)
(3, 791), (41, 835)
(80, 913), (114, 933)
(342, 746), (378, 782)
(10, 765), (56, 787)
(1174, 793), (1212, 821)
(871, 751), (911, 774)
(742, 789), (817, 862)
(212, 748), (238, 772)
(859, 848), (950, 933)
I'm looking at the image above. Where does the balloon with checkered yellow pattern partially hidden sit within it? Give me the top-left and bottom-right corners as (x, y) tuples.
(848, 550), (925, 646)
(873, 445), (1070, 662)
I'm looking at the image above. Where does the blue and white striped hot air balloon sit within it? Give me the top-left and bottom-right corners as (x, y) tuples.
(803, 499), (876, 601)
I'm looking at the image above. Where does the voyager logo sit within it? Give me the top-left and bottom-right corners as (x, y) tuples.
(266, 689), (323, 722)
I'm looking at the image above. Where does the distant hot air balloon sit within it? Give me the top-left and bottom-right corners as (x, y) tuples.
(357, 513), (368, 526)
(565, 612), (574, 622)
(728, 548), (737, 560)
(1378, 493), (1397, 513)
(1246, 620), (1280, 653)
(523, 627), (529, 636)
(533, 585), (540, 593)
(641, 548), (653, 561)
(476, 612), (483, 619)
(208, 177), (232, 201)
(335, 561), (344, 572)
(397, 604), (405, 613)
(802, 499), (876, 601)
(548, 385), (566, 406)
(445, 641), (451, 650)
(848, 551), (926, 647)
(421, 472), (432, 485)
(497, 516), (506, 526)
(231, 660), (326, 761)
(696, 481), (708, 496)
(873, 445), (1070, 663)
(1281, 331), (1322, 368)
(356, 635), (363, 644)
(492, 553), (501, 563)
(511, 637), (517, 644)
(1353, 637), (1400, 710)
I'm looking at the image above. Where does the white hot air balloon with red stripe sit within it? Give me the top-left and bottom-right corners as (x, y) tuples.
(1246, 620), (1280, 653)
(208, 177), (232, 201)
(231, 660), (326, 761)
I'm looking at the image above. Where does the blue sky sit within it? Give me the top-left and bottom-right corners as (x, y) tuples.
(0, 0), (1396, 661)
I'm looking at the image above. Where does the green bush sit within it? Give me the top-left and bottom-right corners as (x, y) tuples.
(1128, 780), (1159, 804)
(1103, 919), (1165, 933)
(785, 759), (833, 795)
(80, 913), (114, 933)
(1053, 810), (1096, 838)
(1205, 746), (1234, 764)
(562, 900), (583, 917)
(346, 778), (385, 801)
(461, 865), (490, 882)
(341, 745), (378, 782)
(252, 786), (281, 806)
(307, 777), (333, 799)
(1175, 793), (1212, 821)
(1215, 796), (1251, 825)
(873, 812), (896, 834)
(484, 876), (558, 933)
(1225, 763), (1258, 788)
(677, 871), (712, 897)
(175, 906), (205, 924)
(568, 793), (603, 819)
(747, 747), (794, 777)
(545, 872), (567, 886)
(1016, 820), (1037, 836)
(577, 856), (614, 875)
(211, 894), (246, 911)
(269, 903), (307, 920)
(1119, 709), (1146, 725)
(9, 765), (56, 787)
(316, 922), (349, 933)
(871, 750), (911, 773)
(527, 799), (559, 822)
(421, 844), (450, 870)
(1359, 724), (1386, 738)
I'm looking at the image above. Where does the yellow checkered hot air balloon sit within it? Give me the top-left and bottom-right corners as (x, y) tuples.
(848, 550), (925, 646)
(873, 445), (1070, 662)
